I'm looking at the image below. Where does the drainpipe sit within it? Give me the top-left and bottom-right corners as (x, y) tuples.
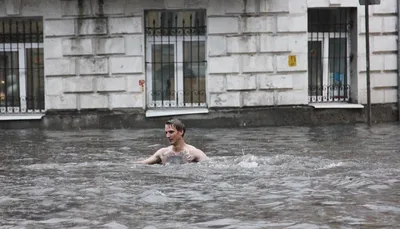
(398, 0), (400, 122)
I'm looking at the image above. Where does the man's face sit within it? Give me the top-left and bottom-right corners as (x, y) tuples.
(165, 124), (183, 145)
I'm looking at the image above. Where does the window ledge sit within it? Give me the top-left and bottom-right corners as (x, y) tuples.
(146, 108), (209, 118)
(0, 114), (45, 121)
(309, 103), (364, 109)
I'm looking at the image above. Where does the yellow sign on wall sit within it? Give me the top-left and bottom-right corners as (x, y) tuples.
(288, 55), (297, 67)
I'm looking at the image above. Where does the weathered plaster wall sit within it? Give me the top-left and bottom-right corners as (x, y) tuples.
(43, 0), (145, 110)
(359, 0), (398, 104)
(206, 0), (309, 108)
(0, 0), (62, 17)
(207, 0), (399, 107)
(0, 0), (398, 111)
(42, 0), (310, 110)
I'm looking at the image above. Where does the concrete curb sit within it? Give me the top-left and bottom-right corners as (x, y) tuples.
(0, 104), (398, 130)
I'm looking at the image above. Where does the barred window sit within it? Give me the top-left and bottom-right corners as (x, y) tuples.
(145, 10), (207, 108)
(0, 17), (44, 114)
(308, 8), (353, 103)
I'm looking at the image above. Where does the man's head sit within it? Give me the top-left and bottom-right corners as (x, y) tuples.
(165, 118), (186, 145)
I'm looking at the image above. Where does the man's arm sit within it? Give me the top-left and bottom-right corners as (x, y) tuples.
(136, 148), (164, 165)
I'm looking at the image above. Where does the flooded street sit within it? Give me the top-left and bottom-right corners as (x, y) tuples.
(1, 124), (400, 229)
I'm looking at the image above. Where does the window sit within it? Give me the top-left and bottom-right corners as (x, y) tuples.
(308, 8), (352, 103)
(0, 17), (44, 114)
(145, 10), (207, 108)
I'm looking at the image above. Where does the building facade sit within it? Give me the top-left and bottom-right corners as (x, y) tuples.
(0, 0), (398, 127)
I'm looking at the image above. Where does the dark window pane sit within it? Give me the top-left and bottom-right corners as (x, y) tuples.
(329, 38), (347, 99)
(146, 10), (206, 36)
(308, 8), (351, 33)
(0, 51), (19, 107)
(152, 44), (175, 101)
(0, 18), (43, 43)
(26, 48), (44, 110)
(183, 41), (206, 104)
(308, 41), (323, 97)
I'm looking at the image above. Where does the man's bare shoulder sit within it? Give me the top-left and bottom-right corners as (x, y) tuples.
(185, 144), (208, 161)
(156, 146), (172, 155)
(185, 144), (199, 150)
(185, 144), (207, 155)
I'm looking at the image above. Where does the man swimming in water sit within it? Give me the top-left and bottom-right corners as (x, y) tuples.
(137, 118), (209, 165)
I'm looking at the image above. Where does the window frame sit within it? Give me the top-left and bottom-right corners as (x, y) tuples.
(144, 10), (207, 110)
(146, 36), (206, 108)
(0, 43), (44, 113)
(308, 32), (351, 103)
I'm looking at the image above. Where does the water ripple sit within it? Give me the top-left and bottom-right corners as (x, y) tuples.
(1, 124), (399, 228)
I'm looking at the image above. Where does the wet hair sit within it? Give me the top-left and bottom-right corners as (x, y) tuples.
(165, 118), (186, 136)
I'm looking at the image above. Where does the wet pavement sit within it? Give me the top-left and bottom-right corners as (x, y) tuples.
(1, 123), (400, 229)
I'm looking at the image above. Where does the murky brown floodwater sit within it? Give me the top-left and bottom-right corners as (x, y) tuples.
(1, 123), (399, 229)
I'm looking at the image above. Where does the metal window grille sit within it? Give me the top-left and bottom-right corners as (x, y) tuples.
(308, 8), (353, 103)
(145, 10), (207, 108)
(0, 17), (44, 114)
